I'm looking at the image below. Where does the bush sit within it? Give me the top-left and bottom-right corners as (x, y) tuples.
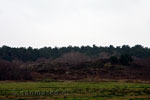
(109, 56), (118, 64)
(119, 54), (133, 66)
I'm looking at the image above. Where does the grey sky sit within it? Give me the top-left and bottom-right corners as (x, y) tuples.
(0, 0), (150, 48)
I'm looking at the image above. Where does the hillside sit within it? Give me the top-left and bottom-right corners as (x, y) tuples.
(0, 45), (150, 81)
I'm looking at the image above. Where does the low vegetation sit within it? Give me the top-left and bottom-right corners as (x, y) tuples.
(0, 81), (150, 100)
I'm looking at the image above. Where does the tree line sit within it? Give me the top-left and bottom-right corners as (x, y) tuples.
(0, 44), (150, 62)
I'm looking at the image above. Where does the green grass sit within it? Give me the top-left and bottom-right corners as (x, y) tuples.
(0, 81), (150, 100)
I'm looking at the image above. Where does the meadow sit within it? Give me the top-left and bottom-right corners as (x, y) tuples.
(0, 81), (150, 100)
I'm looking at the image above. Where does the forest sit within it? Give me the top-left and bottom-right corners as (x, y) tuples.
(0, 44), (150, 62)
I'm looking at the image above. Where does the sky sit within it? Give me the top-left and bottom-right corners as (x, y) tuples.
(0, 0), (150, 48)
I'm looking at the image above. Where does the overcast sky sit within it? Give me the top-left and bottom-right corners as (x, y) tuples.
(0, 0), (150, 48)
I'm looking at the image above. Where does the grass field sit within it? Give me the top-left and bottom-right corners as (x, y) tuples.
(0, 81), (150, 100)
